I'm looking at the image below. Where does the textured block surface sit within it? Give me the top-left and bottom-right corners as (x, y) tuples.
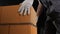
(0, 5), (37, 25)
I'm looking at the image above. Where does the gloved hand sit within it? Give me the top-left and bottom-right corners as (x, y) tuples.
(18, 0), (34, 16)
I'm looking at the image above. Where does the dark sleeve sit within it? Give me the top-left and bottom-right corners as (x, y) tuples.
(39, 0), (49, 8)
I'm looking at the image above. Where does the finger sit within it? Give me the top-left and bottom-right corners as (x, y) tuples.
(24, 8), (27, 16)
(28, 8), (30, 15)
(20, 7), (24, 15)
(18, 6), (23, 13)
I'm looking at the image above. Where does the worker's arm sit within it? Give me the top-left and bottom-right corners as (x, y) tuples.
(18, 0), (34, 16)
(37, 1), (43, 17)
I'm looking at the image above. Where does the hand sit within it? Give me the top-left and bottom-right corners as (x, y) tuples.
(18, 0), (34, 16)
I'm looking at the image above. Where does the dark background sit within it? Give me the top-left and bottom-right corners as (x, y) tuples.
(0, 0), (38, 11)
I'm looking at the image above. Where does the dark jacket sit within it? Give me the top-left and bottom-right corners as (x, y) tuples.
(39, 0), (60, 15)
